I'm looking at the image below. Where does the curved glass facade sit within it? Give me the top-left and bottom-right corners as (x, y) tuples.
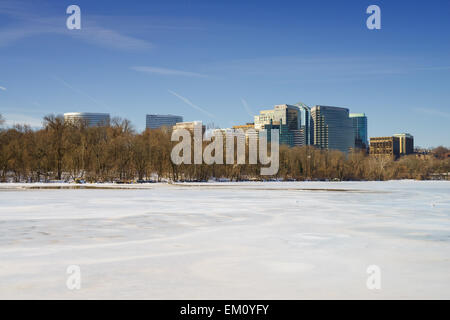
(350, 113), (368, 149)
(311, 106), (354, 153)
(64, 112), (110, 127)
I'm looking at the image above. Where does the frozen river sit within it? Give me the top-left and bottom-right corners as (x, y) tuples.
(0, 181), (449, 299)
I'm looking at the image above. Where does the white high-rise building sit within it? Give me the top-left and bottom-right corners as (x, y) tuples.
(64, 112), (110, 126)
(254, 104), (300, 131)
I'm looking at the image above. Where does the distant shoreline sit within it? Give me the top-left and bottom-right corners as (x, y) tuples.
(0, 179), (448, 192)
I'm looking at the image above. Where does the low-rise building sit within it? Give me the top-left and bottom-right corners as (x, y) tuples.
(146, 114), (183, 129)
(370, 136), (400, 158)
(232, 123), (255, 131)
(393, 133), (414, 155)
(172, 121), (206, 136)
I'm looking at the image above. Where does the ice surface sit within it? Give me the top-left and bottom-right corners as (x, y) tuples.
(0, 181), (449, 299)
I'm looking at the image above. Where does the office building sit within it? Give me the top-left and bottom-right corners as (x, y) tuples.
(292, 129), (305, 147)
(172, 121), (206, 136)
(146, 114), (183, 129)
(349, 113), (368, 150)
(254, 104), (300, 131)
(393, 133), (414, 155)
(263, 120), (294, 146)
(370, 136), (400, 158)
(64, 112), (110, 127)
(212, 128), (246, 146)
(311, 105), (354, 153)
(254, 104), (301, 147)
(232, 123), (258, 145)
(295, 102), (313, 146)
(232, 123), (255, 131)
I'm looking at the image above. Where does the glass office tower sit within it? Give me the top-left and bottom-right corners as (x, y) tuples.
(349, 113), (368, 150)
(254, 104), (300, 147)
(146, 114), (183, 129)
(311, 105), (354, 153)
(64, 112), (110, 127)
(295, 102), (313, 146)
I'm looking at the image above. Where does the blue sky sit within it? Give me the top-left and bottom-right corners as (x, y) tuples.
(0, 0), (449, 147)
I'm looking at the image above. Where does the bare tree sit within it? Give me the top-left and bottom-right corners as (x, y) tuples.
(43, 114), (68, 180)
(1, 114), (449, 182)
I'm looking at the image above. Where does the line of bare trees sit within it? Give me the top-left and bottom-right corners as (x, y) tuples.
(0, 114), (449, 182)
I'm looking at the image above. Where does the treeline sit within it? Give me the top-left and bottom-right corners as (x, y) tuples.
(0, 114), (449, 182)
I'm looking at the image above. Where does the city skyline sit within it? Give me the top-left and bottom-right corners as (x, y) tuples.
(1, 0), (450, 147)
(0, 103), (420, 153)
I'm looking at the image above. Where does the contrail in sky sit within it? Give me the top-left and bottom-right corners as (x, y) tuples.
(52, 76), (107, 109)
(168, 90), (216, 119)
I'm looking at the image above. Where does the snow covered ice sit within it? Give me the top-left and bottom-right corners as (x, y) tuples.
(0, 181), (449, 299)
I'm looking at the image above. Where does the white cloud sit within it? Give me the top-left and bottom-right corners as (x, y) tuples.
(132, 66), (208, 78)
(413, 108), (450, 119)
(0, 86), (6, 91)
(203, 55), (450, 81)
(0, 24), (153, 51)
(67, 26), (153, 51)
(0, 2), (153, 51)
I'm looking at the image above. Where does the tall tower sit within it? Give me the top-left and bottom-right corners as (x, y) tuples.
(254, 104), (300, 147)
(295, 102), (313, 146)
(311, 105), (354, 153)
(349, 113), (368, 150)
